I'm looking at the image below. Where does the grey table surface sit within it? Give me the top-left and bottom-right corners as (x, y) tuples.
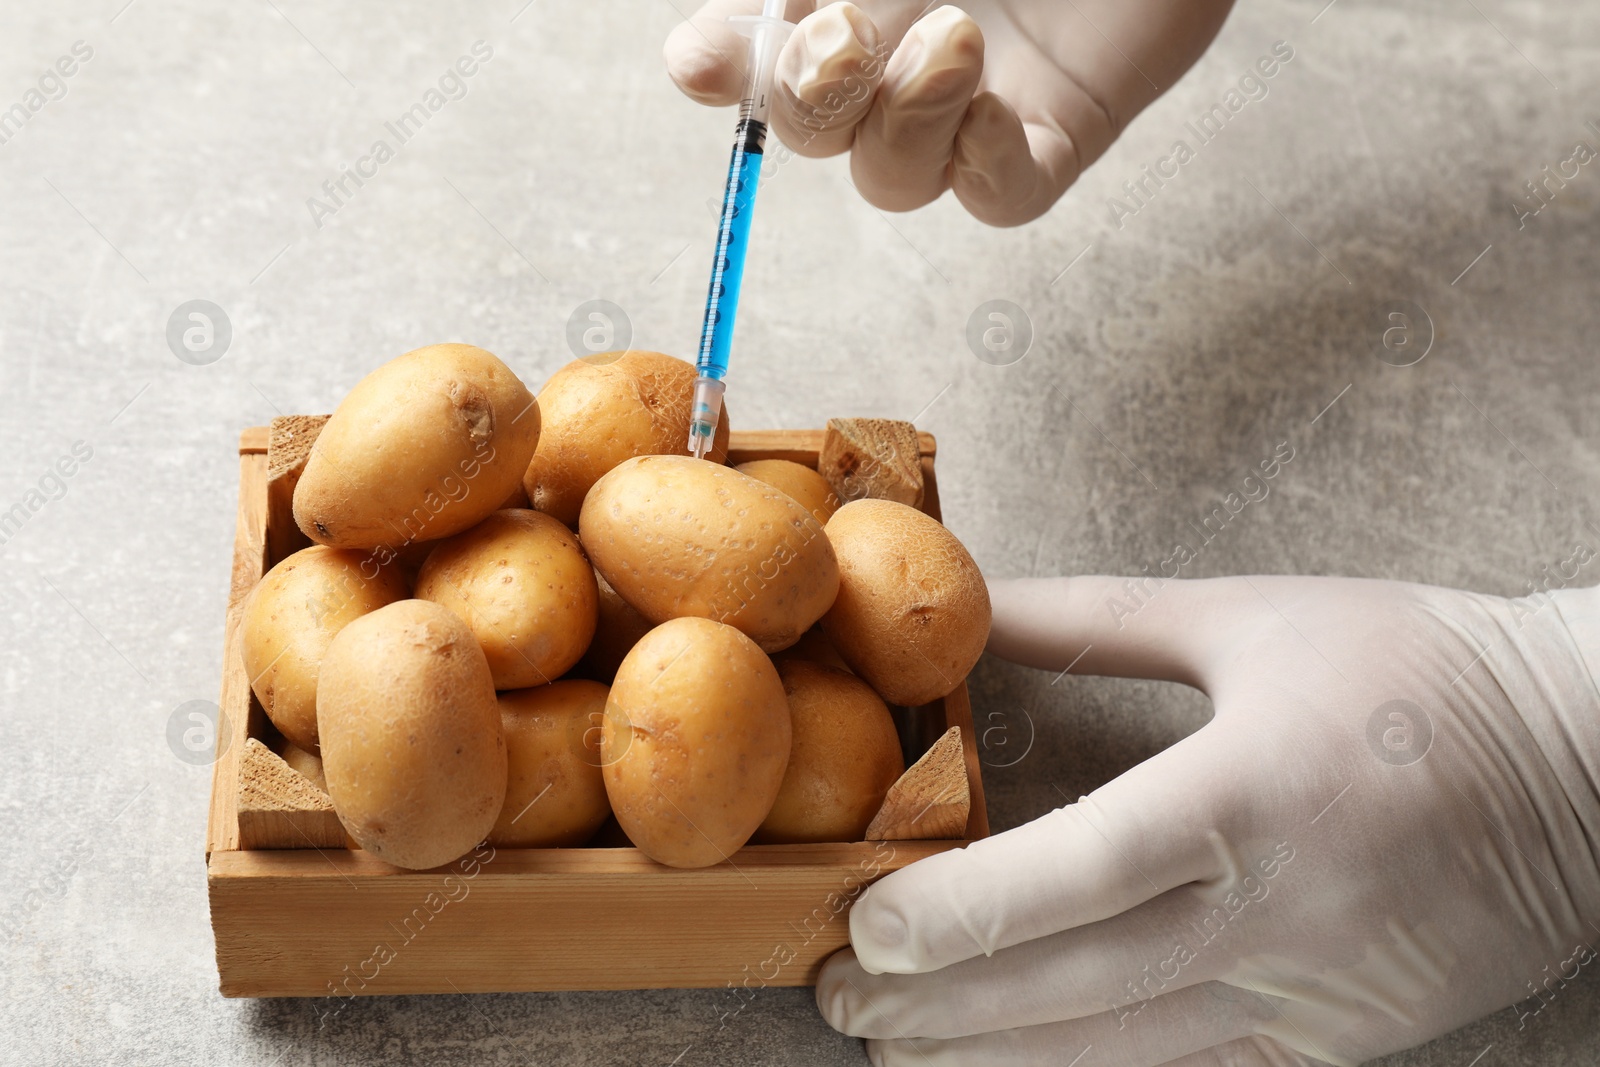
(2, 0), (1598, 1064)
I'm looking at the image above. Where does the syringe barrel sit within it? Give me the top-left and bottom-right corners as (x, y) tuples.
(743, 2), (788, 127)
(694, 128), (764, 381)
(687, 0), (792, 443)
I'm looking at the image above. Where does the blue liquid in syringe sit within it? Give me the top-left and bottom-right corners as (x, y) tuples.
(696, 118), (766, 382)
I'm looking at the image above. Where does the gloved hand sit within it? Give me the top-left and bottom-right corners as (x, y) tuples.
(817, 574), (1600, 1065)
(663, 1), (1234, 225)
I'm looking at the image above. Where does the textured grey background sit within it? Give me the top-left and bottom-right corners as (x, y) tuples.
(1, 0), (1597, 1064)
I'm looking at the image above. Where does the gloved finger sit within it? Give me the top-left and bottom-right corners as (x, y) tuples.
(950, 92), (1079, 227)
(820, 873), (1260, 1039)
(849, 5), (985, 212)
(664, 0), (816, 106)
(849, 726), (1244, 976)
(1154, 1035), (1331, 1067)
(986, 576), (1268, 689)
(854, 981), (1278, 1067)
(768, 3), (886, 158)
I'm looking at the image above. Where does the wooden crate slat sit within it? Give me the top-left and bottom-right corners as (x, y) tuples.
(265, 415), (329, 564)
(942, 683), (989, 840)
(206, 449), (269, 856)
(211, 838), (958, 879)
(726, 428), (936, 467)
(919, 455), (943, 524)
(210, 840), (955, 996)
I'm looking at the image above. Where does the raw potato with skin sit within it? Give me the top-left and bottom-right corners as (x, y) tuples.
(757, 661), (905, 844)
(602, 617), (791, 868)
(523, 351), (730, 527)
(317, 599), (507, 870)
(822, 499), (991, 706)
(577, 571), (655, 684)
(277, 741), (327, 791)
(275, 741), (362, 848)
(294, 344), (540, 550)
(240, 545), (408, 752)
(772, 624), (853, 673)
(489, 681), (612, 848)
(735, 458), (840, 525)
(580, 455), (840, 653)
(414, 509), (599, 689)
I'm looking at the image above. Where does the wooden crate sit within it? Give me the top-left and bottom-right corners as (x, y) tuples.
(208, 425), (989, 998)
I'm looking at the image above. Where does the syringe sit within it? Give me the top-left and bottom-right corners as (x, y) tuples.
(687, 0), (793, 459)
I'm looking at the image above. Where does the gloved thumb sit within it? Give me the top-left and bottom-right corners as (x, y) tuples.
(847, 722), (1245, 976)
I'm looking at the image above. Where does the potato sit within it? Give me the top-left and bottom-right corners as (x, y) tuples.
(241, 546), (408, 752)
(415, 509), (598, 689)
(522, 351), (729, 526)
(735, 459), (839, 525)
(318, 600), (507, 870)
(489, 681), (612, 848)
(822, 499), (991, 706)
(577, 571), (654, 683)
(497, 481), (531, 510)
(771, 625), (852, 673)
(580, 456), (839, 653)
(602, 617), (790, 868)
(392, 538), (438, 588)
(277, 741), (327, 791)
(277, 741), (363, 849)
(757, 661), (904, 844)
(295, 344), (539, 551)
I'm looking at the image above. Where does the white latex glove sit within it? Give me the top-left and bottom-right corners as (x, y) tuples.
(664, 1), (1234, 225)
(817, 575), (1600, 1065)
